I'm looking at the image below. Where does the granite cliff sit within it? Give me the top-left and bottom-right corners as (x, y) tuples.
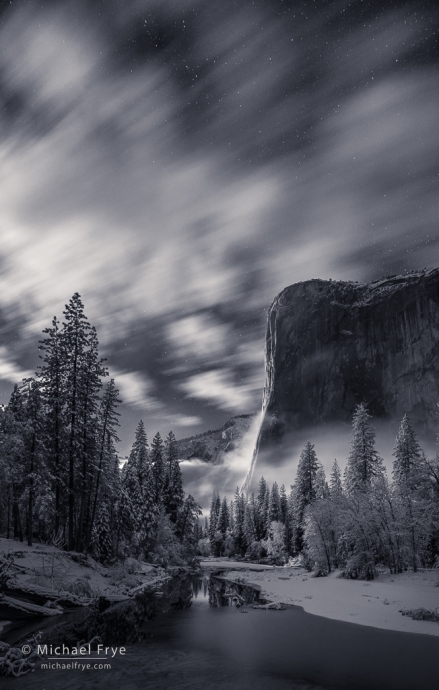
(253, 268), (439, 462)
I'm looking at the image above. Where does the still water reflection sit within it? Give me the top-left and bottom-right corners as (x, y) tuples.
(4, 573), (439, 690)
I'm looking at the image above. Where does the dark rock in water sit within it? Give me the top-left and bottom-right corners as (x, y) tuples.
(257, 269), (439, 449)
(176, 414), (255, 464)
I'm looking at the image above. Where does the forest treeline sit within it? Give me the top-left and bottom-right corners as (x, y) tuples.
(206, 405), (439, 578)
(0, 294), (201, 564)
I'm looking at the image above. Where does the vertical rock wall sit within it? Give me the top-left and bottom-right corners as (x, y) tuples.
(258, 269), (439, 451)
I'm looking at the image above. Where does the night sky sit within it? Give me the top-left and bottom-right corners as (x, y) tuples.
(0, 0), (438, 458)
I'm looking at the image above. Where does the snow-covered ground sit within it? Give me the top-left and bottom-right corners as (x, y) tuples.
(0, 537), (163, 603)
(200, 559), (274, 571)
(224, 566), (439, 636)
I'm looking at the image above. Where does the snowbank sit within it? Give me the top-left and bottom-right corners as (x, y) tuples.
(225, 566), (439, 637)
(0, 537), (165, 608)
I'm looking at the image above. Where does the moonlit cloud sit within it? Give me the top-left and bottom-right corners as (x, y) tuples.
(0, 4), (279, 350)
(180, 369), (263, 413)
(171, 414), (203, 428)
(110, 368), (161, 411)
(167, 315), (231, 362)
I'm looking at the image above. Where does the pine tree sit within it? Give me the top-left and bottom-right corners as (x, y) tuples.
(229, 499), (234, 532)
(393, 415), (421, 488)
(287, 486), (297, 555)
(345, 403), (383, 494)
(115, 484), (136, 552)
(150, 432), (165, 504)
(257, 476), (267, 511)
(88, 379), (121, 548)
(243, 493), (258, 549)
(280, 484), (291, 554)
(163, 431), (184, 522)
(138, 463), (158, 556)
(315, 465), (329, 499)
(267, 482), (281, 529)
(233, 488), (246, 555)
(92, 498), (113, 563)
(75, 326), (107, 551)
(217, 496), (230, 535)
(38, 316), (66, 534)
(22, 379), (46, 546)
(392, 415), (427, 572)
(329, 460), (343, 499)
(294, 442), (320, 552)
(257, 477), (269, 539)
(296, 442), (320, 507)
(279, 484), (288, 523)
(62, 293), (96, 550)
(176, 494), (202, 544)
(209, 489), (221, 548)
(123, 421), (157, 556)
(1, 386), (26, 541)
(130, 420), (149, 485)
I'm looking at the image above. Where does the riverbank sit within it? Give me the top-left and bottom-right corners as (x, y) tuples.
(0, 537), (174, 632)
(224, 565), (439, 636)
(200, 558), (274, 571)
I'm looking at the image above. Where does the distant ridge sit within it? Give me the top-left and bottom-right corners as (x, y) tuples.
(176, 413), (255, 464)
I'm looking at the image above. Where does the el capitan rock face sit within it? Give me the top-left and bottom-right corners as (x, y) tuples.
(257, 269), (439, 450)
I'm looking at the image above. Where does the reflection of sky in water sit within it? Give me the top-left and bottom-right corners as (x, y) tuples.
(189, 576), (210, 605)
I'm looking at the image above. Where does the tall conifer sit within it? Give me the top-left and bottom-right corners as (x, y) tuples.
(163, 431), (184, 523)
(345, 403), (383, 494)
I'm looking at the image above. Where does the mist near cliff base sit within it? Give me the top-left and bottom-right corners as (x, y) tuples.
(180, 416), (436, 511)
(252, 420), (434, 492)
(179, 414), (262, 512)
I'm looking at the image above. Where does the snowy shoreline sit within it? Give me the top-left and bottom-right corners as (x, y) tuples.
(222, 565), (439, 637)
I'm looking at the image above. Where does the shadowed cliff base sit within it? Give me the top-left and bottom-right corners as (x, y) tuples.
(243, 269), (439, 491)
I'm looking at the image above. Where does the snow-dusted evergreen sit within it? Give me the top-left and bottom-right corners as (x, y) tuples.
(0, 294), (201, 565)
(344, 402), (384, 493)
(392, 414), (421, 487)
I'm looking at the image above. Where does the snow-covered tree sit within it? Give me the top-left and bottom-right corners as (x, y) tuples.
(176, 494), (202, 545)
(243, 492), (258, 550)
(344, 403), (384, 494)
(88, 379), (121, 549)
(315, 465), (329, 500)
(123, 422), (157, 557)
(233, 488), (246, 555)
(150, 432), (165, 504)
(329, 460), (343, 500)
(38, 316), (66, 534)
(91, 499), (113, 563)
(392, 415), (421, 488)
(266, 521), (287, 564)
(217, 496), (230, 535)
(293, 442), (320, 552)
(296, 442), (320, 507)
(267, 482), (282, 528)
(163, 431), (184, 522)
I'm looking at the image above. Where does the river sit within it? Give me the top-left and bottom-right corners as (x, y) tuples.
(2, 572), (438, 690)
